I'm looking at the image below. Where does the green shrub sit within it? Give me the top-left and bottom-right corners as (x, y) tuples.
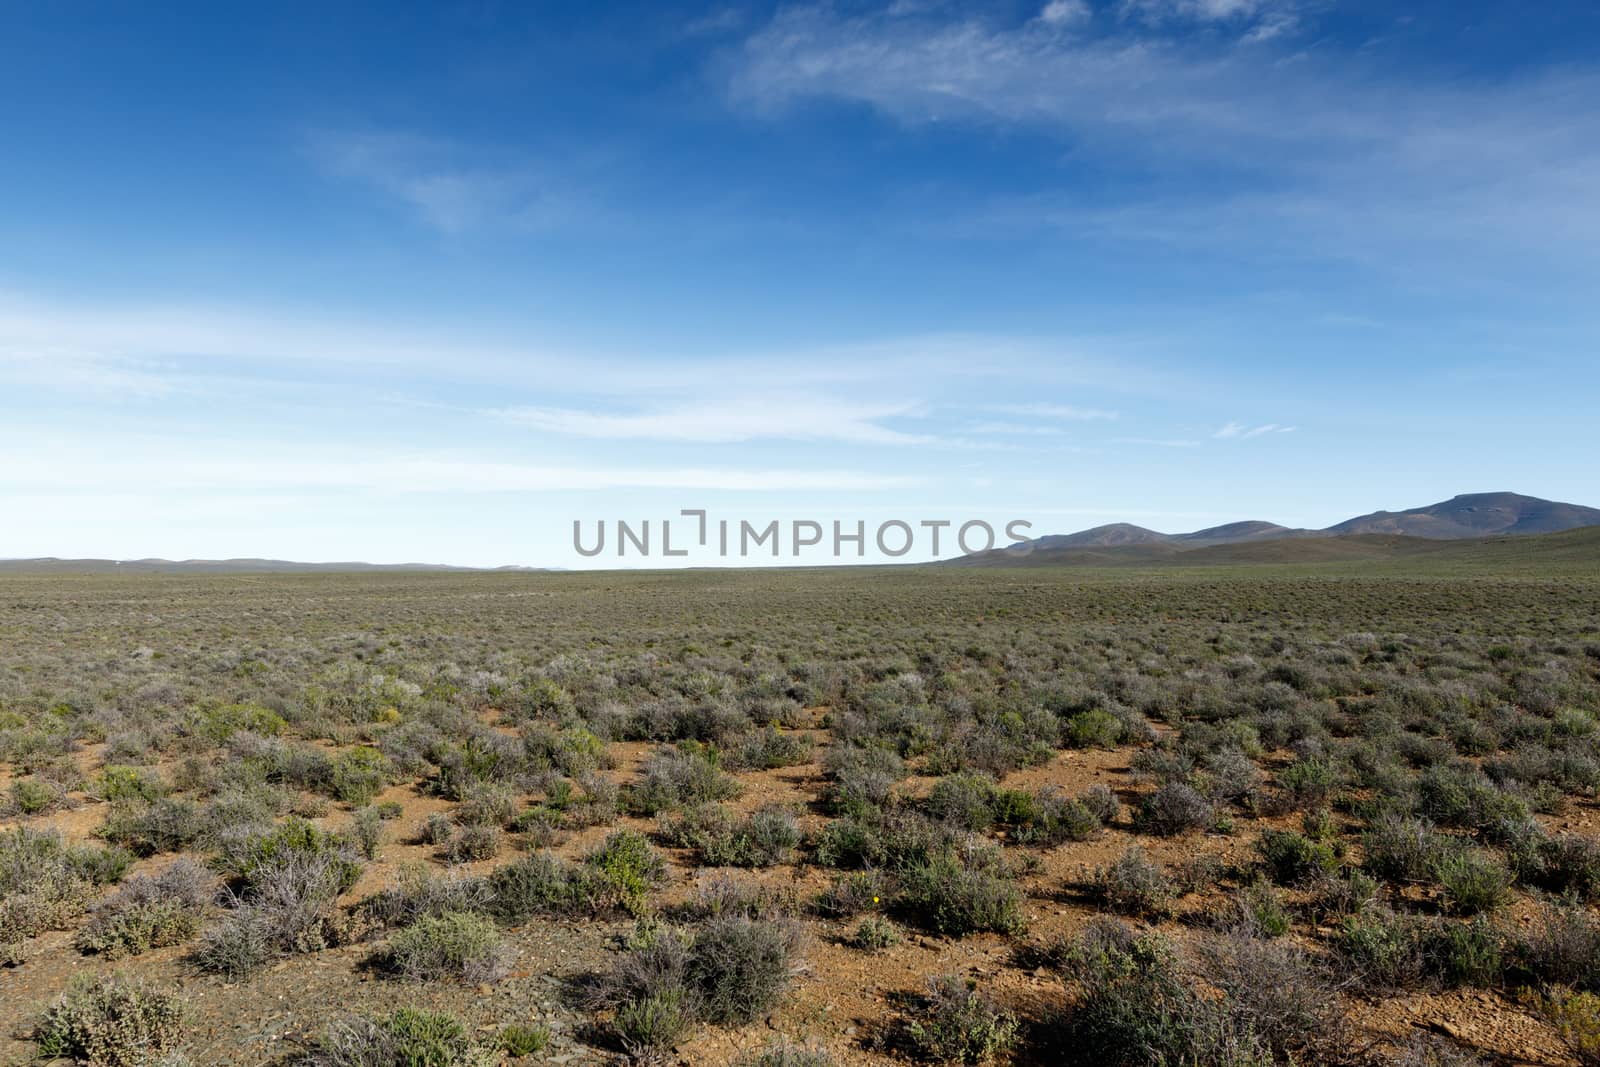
(1093, 846), (1175, 918)
(629, 742), (740, 815)
(441, 823), (501, 863)
(728, 725), (814, 770)
(494, 1024), (549, 1057)
(614, 991), (692, 1057)
(196, 702), (286, 741)
(216, 817), (361, 895)
(702, 808), (803, 868)
(100, 797), (203, 856)
(1134, 782), (1214, 837)
(35, 974), (185, 1067)
(852, 915), (902, 951)
(1257, 829), (1339, 885)
(1014, 788), (1102, 845)
(387, 911), (511, 984)
(94, 766), (167, 804)
(1542, 989), (1600, 1067)
(0, 828), (109, 963)
(1337, 910), (1425, 989)
(1238, 879), (1290, 937)
(486, 852), (587, 922)
(350, 807), (386, 860)
(1066, 708), (1124, 749)
(816, 868), (890, 917)
(925, 773), (999, 830)
(76, 900), (200, 959)
(329, 746), (390, 806)
(739, 1043), (838, 1067)
(897, 853), (1025, 936)
(688, 916), (805, 1026)
(1060, 925), (1264, 1066)
(585, 830), (667, 914)
(905, 974), (1019, 1064)
(308, 1008), (493, 1067)
(1415, 764), (1526, 833)
(1436, 850), (1511, 915)
(1278, 757), (1339, 808)
(814, 816), (887, 869)
(1363, 813), (1451, 883)
(11, 776), (63, 814)
(1433, 916), (1505, 988)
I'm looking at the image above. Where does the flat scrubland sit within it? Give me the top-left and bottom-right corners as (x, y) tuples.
(3, 555), (1600, 1066)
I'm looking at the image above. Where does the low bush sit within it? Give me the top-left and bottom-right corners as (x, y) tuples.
(1134, 782), (1214, 837)
(1519, 901), (1600, 990)
(1363, 814), (1453, 884)
(739, 1043), (838, 1067)
(1013, 787), (1104, 845)
(1, 827), (126, 964)
(302, 1008), (493, 1067)
(35, 973), (186, 1067)
(897, 852), (1025, 936)
(1436, 849), (1511, 915)
(76, 900), (200, 959)
(495, 1023), (550, 1057)
(1093, 846), (1175, 918)
(904, 974), (1019, 1064)
(1258, 829), (1340, 885)
(441, 823), (501, 863)
(593, 917), (805, 1052)
(584, 829), (667, 914)
(1541, 989), (1600, 1067)
(386, 911), (512, 984)
(197, 823), (363, 976)
(486, 852), (589, 922)
(816, 869), (891, 918)
(360, 866), (493, 929)
(629, 742), (740, 815)
(215, 818), (361, 896)
(852, 915), (902, 951)
(1066, 708), (1125, 749)
(100, 798), (204, 856)
(727, 726), (814, 770)
(1060, 921), (1342, 1065)
(93, 766), (167, 805)
(689, 916), (807, 1026)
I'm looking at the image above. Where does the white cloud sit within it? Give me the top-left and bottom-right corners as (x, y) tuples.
(0, 446), (922, 494)
(307, 130), (584, 234)
(1111, 436), (1201, 447)
(1121, 0), (1274, 24)
(1039, 0), (1092, 26)
(493, 397), (932, 445)
(1215, 421), (1294, 439)
(988, 402), (1118, 420)
(725, 5), (1600, 277)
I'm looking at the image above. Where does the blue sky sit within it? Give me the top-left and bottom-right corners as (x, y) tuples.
(2, 1), (1598, 566)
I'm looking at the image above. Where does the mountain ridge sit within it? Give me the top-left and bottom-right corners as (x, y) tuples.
(1011, 493), (1600, 550)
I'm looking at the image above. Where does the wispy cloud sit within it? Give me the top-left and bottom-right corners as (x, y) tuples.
(307, 130), (587, 234)
(987, 402), (1118, 421)
(492, 397), (932, 445)
(1215, 421), (1295, 439)
(1039, 1), (1092, 27)
(0, 445), (923, 494)
(1118, 0), (1300, 38)
(725, 5), (1600, 280)
(1111, 436), (1201, 447)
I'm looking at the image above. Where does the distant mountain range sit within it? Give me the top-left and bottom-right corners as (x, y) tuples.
(1016, 493), (1600, 551)
(1, 494), (1594, 574)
